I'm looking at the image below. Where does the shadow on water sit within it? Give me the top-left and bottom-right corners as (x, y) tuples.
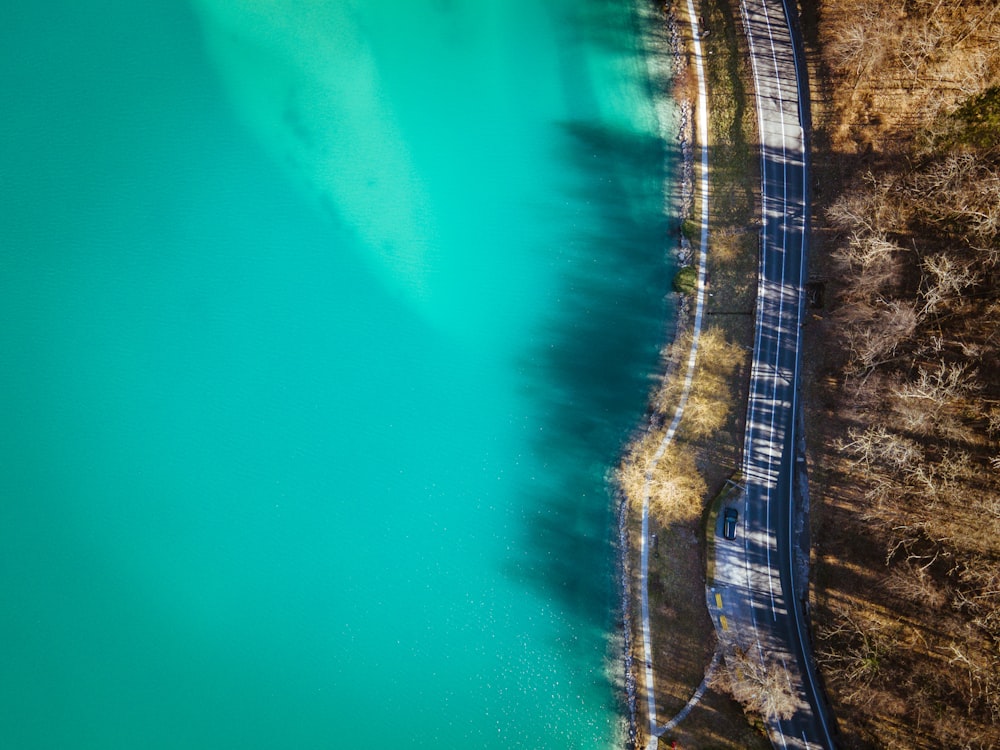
(550, 0), (677, 122)
(551, 0), (647, 55)
(552, 0), (674, 60)
(504, 117), (677, 624)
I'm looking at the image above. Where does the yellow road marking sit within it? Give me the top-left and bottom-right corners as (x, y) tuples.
(720, 615), (729, 631)
(715, 593), (723, 609)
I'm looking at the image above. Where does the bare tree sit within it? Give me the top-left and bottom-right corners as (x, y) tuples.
(833, 232), (903, 302)
(920, 251), (982, 315)
(884, 561), (949, 609)
(616, 435), (706, 525)
(839, 298), (920, 372)
(713, 638), (799, 722)
(647, 444), (706, 523)
(826, 172), (899, 235)
(841, 425), (922, 476)
(817, 612), (892, 704)
(826, 3), (894, 83)
(907, 154), (1000, 244)
(889, 361), (977, 436)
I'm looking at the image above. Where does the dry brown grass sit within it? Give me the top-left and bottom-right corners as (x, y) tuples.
(820, 0), (1000, 155)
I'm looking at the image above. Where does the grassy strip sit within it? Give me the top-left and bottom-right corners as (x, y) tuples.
(617, 0), (768, 746)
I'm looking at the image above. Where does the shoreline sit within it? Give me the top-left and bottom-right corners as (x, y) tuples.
(617, 1), (698, 747)
(614, 0), (768, 745)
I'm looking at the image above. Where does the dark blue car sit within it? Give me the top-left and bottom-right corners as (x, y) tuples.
(722, 508), (739, 540)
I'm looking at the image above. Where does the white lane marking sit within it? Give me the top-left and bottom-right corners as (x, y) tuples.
(763, 0), (791, 623)
(737, 0), (775, 679)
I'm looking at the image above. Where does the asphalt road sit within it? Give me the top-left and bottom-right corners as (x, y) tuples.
(709, 1), (837, 748)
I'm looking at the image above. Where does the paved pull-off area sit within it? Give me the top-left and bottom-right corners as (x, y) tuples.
(710, 0), (836, 748)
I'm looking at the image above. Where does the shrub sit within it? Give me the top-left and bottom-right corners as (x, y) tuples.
(673, 265), (698, 294)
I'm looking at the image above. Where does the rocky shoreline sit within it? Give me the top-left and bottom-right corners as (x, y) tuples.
(616, 1), (697, 747)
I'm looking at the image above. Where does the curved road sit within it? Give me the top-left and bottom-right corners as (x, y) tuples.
(709, 1), (837, 749)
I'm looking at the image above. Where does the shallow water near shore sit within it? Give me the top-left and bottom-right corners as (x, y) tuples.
(0, 2), (674, 747)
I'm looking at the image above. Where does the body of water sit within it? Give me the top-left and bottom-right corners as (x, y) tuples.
(0, 2), (674, 747)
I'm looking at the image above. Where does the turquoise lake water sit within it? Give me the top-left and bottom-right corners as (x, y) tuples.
(0, 2), (674, 747)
